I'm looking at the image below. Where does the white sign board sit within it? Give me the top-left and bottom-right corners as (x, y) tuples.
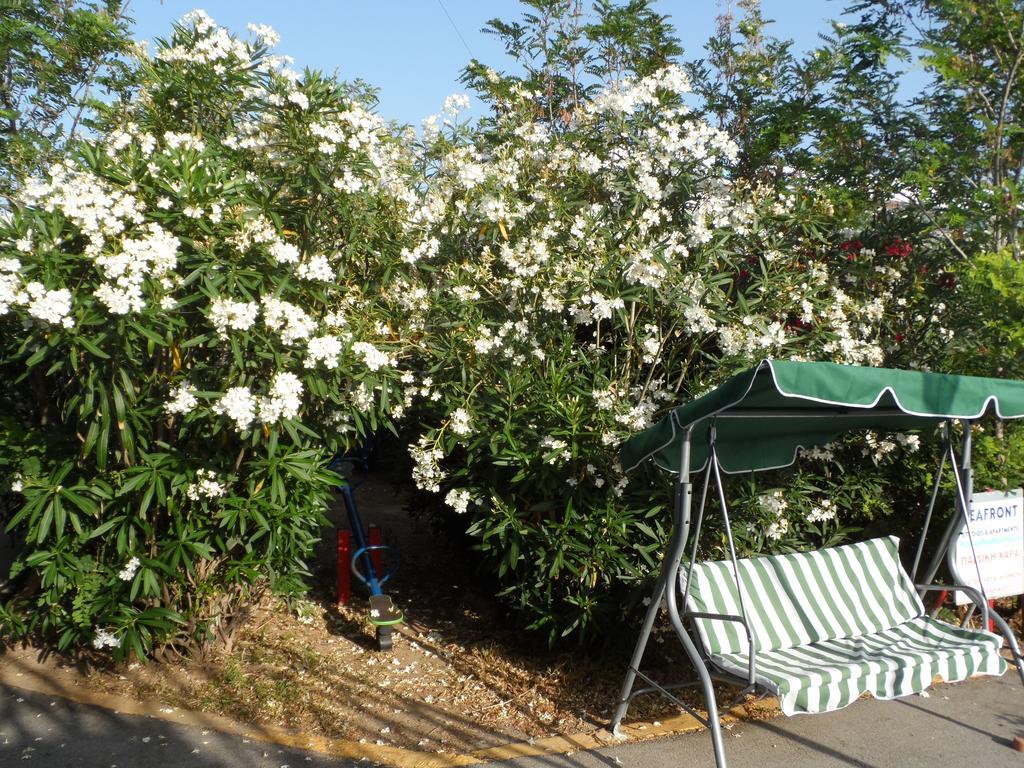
(954, 489), (1024, 604)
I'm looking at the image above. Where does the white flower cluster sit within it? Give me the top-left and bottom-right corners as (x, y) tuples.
(861, 431), (921, 464)
(214, 386), (258, 431)
(801, 443), (836, 462)
(410, 436), (445, 492)
(758, 490), (788, 518)
(262, 296), (316, 344)
(2, 257), (65, 324)
(766, 518), (790, 541)
(449, 408), (472, 436)
(442, 93), (470, 117)
(333, 170), (365, 194)
(118, 556), (141, 581)
(806, 499), (838, 524)
(165, 383), (199, 415)
(352, 341), (393, 371)
(718, 317), (788, 359)
(269, 240), (300, 264)
(209, 297), (259, 336)
(296, 255), (334, 281)
(444, 487), (472, 514)
(231, 214), (278, 252)
(820, 286), (885, 366)
(22, 163), (143, 255)
(540, 436), (571, 464)
(92, 628), (120, 649)
(247, 22), (280, 47)
(157, 10), (250, 65)
(305, 334), (343, 369)
(896, 433), (921, 452)
(20, 163), (184, 316)
(93, 223), (181, 314)
(213, 372), (304, 432)
(1, 277), (75, 328)
(587, 64), (692, 114)
(258, 371), (303, 422)
(106, 121), (156, 158)
(569, 292), (624, 324)
(862, 430), (897, 464)
(186, 469), (227, 500)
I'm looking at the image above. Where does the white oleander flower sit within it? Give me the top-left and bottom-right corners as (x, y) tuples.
(296, 255), (333, 281)
(262, 297), (314, 344)
(806, 499), (838, 524)
(449, 408), (472, 436)
(269, 240), (300, 264)
(766, 518), (789, 541)
(444, 488), (471, 514)
(352, 341), (391, 371)
(209, 297), (259, 336)
(305, 335), (342, 368)
(186, 469), (227, 500)
(247, 22), (280, 47)
(118, 556), (140, 581)
(165, 383), (198, 415)
(24, 283), (74, 326)
(258, 371), (303, 423)
(214, 386), (257, 431)
(92, 628), (120, 649)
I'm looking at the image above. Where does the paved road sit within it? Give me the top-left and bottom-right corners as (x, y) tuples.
(2, 672), (1022, 767)
(0, 685), (347, 767)
(500, 673), (1024, 768)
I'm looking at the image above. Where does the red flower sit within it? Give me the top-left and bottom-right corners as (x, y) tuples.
(885, 238), (912, 258)
(895, 333), (905, 343)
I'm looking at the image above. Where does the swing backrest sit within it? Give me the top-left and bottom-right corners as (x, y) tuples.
(683, 536), (926, 655)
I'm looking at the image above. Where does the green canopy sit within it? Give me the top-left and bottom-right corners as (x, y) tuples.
(621, 359), (1024, 475)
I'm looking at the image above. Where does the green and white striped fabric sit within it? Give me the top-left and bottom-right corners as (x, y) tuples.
(682, 537), (1007, 715)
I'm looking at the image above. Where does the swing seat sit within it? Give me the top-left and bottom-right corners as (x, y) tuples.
(685, 536), (1007, 715)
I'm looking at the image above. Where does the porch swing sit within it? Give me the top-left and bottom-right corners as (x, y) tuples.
(610, 359), (1024, 767)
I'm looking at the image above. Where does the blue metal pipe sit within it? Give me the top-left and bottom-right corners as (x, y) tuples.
(338, 482), (384, 596)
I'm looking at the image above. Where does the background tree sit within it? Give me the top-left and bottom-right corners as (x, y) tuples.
(907, 0), (1024, 259)
(0, 0), (135, 205)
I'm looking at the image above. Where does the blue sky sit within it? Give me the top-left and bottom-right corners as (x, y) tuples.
(128, 1), (918, 126)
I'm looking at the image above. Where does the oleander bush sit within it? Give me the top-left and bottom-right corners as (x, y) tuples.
(0, 12), (421, 657)
(2, 0), (1022, 654)
(401, 42), (933, 639)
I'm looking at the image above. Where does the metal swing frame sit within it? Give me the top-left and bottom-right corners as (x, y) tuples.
(610, 412), (1024, 768)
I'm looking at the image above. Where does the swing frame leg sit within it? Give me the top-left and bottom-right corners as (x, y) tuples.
(610, 424), (729, 767)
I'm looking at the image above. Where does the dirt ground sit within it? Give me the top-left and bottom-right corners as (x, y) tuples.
(1, 468), (1021, 755)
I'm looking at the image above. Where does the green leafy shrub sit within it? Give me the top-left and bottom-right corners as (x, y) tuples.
(401, 41), (933, 640)
(0, 12), (419, 658)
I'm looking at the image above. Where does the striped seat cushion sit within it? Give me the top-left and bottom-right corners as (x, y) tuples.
(683, 537), (924, 655)
(709, 616), (1007, 715)
(681, 536), (1007, 714)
